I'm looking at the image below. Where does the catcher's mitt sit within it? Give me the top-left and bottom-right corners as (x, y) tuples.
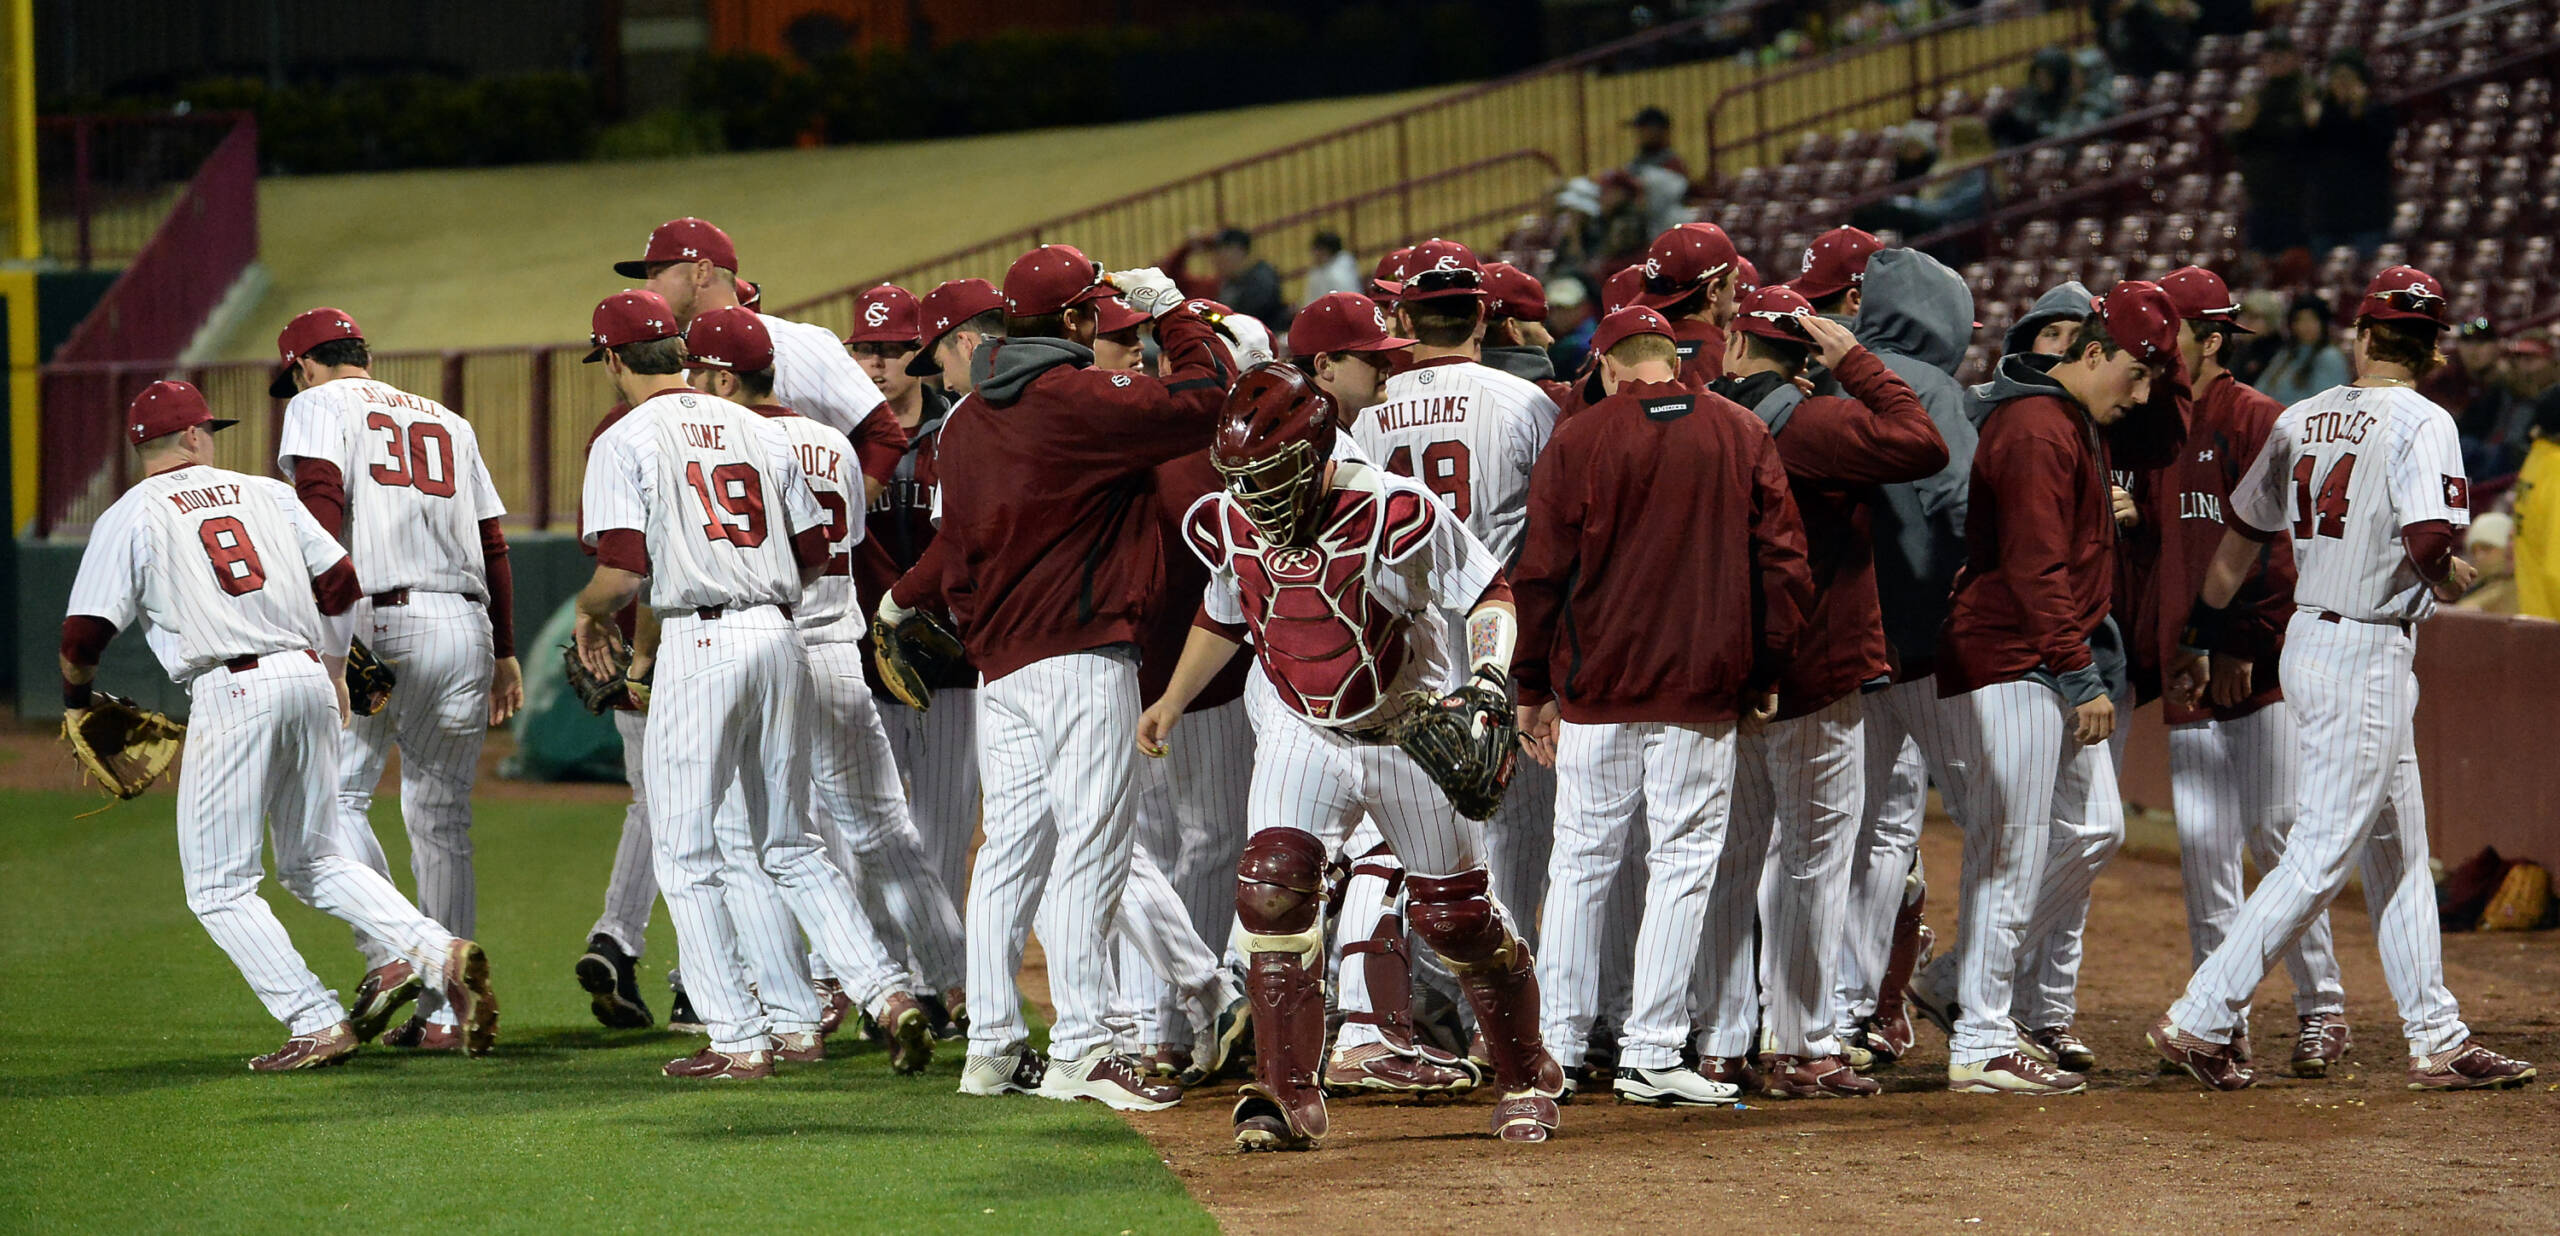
(345, 638), (396, 717)
(871, 609), (966, 713)
(2478, 861), (2553, 932)
(62, 693), (187, 803)
(1389, 669), (1519, 821)
(562, 641), (630, 714)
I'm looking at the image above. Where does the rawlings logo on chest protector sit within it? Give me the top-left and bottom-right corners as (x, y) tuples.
(1221, 494), (1411, 724)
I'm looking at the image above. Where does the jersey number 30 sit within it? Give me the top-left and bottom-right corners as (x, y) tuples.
(2291, 452), (2355, 540)
(1383, 441), (1473, 519)
(367, 413), (457, 497)
(685, 461), (769, 548)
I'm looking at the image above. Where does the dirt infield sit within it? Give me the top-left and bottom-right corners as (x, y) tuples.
(1129, 827), (2560, 1235)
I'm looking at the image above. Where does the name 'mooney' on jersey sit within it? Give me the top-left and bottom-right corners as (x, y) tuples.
(2230, 384), (2470, 623)
(277, 378), (504, 594)
(581, 387), (824, 612)
(1352, 357), (1556, 565)
(749, 403), (867, 642)
(68, 466), (345, 680)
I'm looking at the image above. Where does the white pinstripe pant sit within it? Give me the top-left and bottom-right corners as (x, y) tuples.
(1914, 679), (2123, 1064)
(1833, 679), (1934, 1033)
(882, 688), (981, 906)
(182, 654), (457, 1035)
(806, 641), (967, 993)
(2170, 614), (2466, 1055)
(1485, 757), (1556, 949)
(338, 594), (492, 1024)
(2167, 702), (2345, 1018)
(968, 650), (1144, 1061)
(647, 608), (891, 1053)
(1114, 699), (1253, 1044)
(591, 710), (657, 958)
(1244, 676), (1481, 877)
(1542, 717), (1737, 1071)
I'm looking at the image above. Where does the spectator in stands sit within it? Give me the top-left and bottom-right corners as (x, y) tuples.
(2225, 290), (2285, 387)
(1302, 230), (1364, 304)
(1990, 46), (2116, 147)
(1160, 226), (1287, 328)
(1853, 117), (2000, 242)
(2302, 51), (2396, 257)
(2003, 280), (2095, 358)
(2258, 294), (2351, 406)
(2454, 513), (2519, 614)
(2513, 390), (2560, 620)
(2224, 32), (2311, 256)
(1888, 121), (1939, 182)
(2106, 0), (2199, 77)
(1625, 105), (1691, 183)
(2432, 319), (2546, 479)
(1546, 276), (1596, 377)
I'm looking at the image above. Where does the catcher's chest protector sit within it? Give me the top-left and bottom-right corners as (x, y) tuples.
(1221, 493), (1411, 725)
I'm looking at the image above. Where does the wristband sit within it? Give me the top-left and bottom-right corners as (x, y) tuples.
(63, 678), (93, 710)
(2180, 598), (2231, 653)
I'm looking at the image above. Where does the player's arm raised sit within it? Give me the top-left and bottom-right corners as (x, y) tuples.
(1784, 315), (1950, 485)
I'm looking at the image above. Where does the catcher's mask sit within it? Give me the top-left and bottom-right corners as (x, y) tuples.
(1213, 362), (1338, 548)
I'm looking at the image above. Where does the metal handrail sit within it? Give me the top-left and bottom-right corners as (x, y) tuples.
(1831, 102), (2184, 218)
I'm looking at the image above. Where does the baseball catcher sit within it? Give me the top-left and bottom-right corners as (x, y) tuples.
(1390, 669), (1519, 820)
(62, 692), (187, 803)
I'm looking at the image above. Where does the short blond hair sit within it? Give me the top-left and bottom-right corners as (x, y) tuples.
(1606, 333), (1678, 365)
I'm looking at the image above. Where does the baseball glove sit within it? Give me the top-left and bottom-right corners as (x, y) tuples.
(344, 638), (396, 717)
(562, 640), (630, 714)
(1388, 668), (1519, 821)
(2478, 861), (2553, 932)
(62, 693), (187, 802)
(871, 608), (967, 713)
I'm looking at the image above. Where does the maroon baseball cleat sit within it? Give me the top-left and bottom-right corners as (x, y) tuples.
(1233, 1086), (1323, 1151)
(1763, 1053), (1882, 1098)
(249, 1023), (357, 1072)
(2408, 1041), (2536, 1090)
(664, 1046), (774, 1080)
(438, 939), (498, 1057)
(2149, 1016), (2255, 1091)
(1040, 1051), (1182, 1110)
(877, 992), (934, 1075)
(2024, 1024), (2097, 1072)
(775, 1031), (825, 1063)
(2291, 1014), (2350, 1078)
(381, 1015), (463, 1051)
(1701, 1055), (1763, 1094)
(348, 960), (421, 1043)
(814, 979), (852, 1039)
(1322, 1041), (1476, 1095)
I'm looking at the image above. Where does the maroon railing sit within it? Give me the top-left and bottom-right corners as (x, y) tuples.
(35, 112), (250, 270)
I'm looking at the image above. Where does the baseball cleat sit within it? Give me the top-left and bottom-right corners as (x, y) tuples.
(2407, 1041), (2536, 1090)
(2009, 1019), (2056, 1065)
(2024, 1024), (2096, 1072)
(878, 992), (933, 1075)
(2148, 1016), (2255, 1091)
(919, 988), (967, 1042)
(1611, 1065), (1739, 1107)
(1861, 1006), (1918, 1065)
(1762, 1054), (1882, 1098)
(438, 939), (498, 1058)
(1700, 1054), (1763, 1094)
(1948, 1051), (2088, 1095)
(958, 1048), (1046, 1096)
(775, 1031), (825, 1063)
(1141, 1043), (1192, 1079)
(381, 1015), (464, 1051)
(1038, 1051), (1181, 1111)
(1322, 1041), (1476, 1095)
(1905, 972), (1958, 1039)
(575, 935), (652, 1029)
(348, 960), (422, 1043)
(1492, 1090), (1562, 1142)
(1182, 990), (1252, 1087)
(249, 1023), (358, 1072)
(813, 979), (852, 1039)
(1232, 1088), (1321, 1151)
(666, 980), (706, 1035)
(663, 1046), (773, 1080)
(2291, 1014), (2350, 1078)
(1838, 1035), (1877, 1071)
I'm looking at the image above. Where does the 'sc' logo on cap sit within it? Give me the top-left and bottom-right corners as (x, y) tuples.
(864, 302), (891, 327)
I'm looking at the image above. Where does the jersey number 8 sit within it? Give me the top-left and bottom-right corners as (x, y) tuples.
(685, 461), (769, 548)
(199, 516), (269, 596)
(367, 413), (457, 497)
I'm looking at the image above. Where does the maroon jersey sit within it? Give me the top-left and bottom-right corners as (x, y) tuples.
(1513, 378), (1813, 725)
(2144, 371), (2295, 723)
(1672, 316), (1727, 389)
(1140, 450), (1251, 712)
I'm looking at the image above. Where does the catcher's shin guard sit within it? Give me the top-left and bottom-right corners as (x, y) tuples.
(1874, 872), (1929, 1021)
(1235, 831), (1330, 1145)
(1406, 868), (1560, 1099)
(1339, 845), (1420, 1050)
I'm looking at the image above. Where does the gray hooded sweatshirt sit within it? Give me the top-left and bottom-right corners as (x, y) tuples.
(970, 336), (1093, 404)
(1853, 248), (1979, 672)
(1482, 344), (1558, 385)
(1966, 281), (2095, 425)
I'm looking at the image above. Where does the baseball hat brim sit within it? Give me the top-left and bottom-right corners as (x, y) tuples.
(267, 367), (296, 399)
(905, 340), (946, 377)
(612, 258), (652, 279)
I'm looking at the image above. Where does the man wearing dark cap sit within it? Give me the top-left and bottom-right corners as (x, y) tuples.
(1480, 261), (1575, 408)
(1631, 222), (1746, 389)
(1790, 226), (1885, 320)
(1625, 105), (1689, 182)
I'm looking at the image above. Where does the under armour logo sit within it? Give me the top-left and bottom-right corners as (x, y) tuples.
(864, 302), (891, 327)
(682, 247), (699, 257)
(2198, 448), (2215, 461)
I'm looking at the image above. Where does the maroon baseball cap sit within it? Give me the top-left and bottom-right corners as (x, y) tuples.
(1734, 254), (1764, 296)
(735, 277), (762, 310)
(684, 306), (774, 374)
(1731, 285), (1818, 343)
(1369, 246), (1416, 301)
(1002, 243), (1115, 318)
(843, 283), (922, 345)
(128, 380), (235, 445)
(2358, 265), (2451, 328)
(1589, 305), (1675, 357)
(1483, 262), (1549, 322)
(1398, 238), (1486, 303)
(2093, 281), (2181, 368)
(1790, 226), (1884, 301)
(2158, 266), (2251, 330)
(1602, 265), (1645, 315)
(584, 290), (680, 363)
(908, 278), (1008, 376)
(1093, 295), (1149, 335)
(1291, 292), (1416, 356)
(1632, 223), (1738, 310)
(270, 306), (364, 398)
(614, 217), (737, 279)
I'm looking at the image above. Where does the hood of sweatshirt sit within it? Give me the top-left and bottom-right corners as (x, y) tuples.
(972, 336), (1094, 406)
(1482, 344), (1557, 384)
(2001, 280), (2094, 357)
(1855, 249), (1974, 375)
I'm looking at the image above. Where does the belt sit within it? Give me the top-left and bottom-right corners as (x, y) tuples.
(688, 603), (793, 621)
(370, 588), (484, 607)
(224, 650), (321, 673)
(2316, 609), (2412, 634)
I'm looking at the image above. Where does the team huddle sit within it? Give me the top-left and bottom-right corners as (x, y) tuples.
(59, 211), (2534, 1149)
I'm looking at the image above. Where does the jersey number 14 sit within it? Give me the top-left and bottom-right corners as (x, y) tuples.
(2291, 452), (2355, 540)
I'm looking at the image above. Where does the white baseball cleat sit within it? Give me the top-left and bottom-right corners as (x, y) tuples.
(1037, 1050), (1182, 1111)
(958, 1048), (1046, 1096)
(1611, 1065), (1740, 1106)
(1948, 1051), (2088, 1095)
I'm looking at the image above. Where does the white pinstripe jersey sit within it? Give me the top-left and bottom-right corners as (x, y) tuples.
(763, 313), (886, 437)
(2231, 384), (2470, 622)
(581, 388), (826, 612)
(1352, 357), (1557, 565)
(750, 405), (867, 644)
(68, 465), (346, 681)
(277, 378), (504, 596)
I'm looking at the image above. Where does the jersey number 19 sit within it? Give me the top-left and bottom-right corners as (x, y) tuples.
(685, 461), (769, 547)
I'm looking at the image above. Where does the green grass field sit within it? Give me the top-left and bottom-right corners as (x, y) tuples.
(0, 789), (1213, 1233)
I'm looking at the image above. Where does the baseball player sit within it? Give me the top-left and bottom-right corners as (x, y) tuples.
(1909, 284), (2187, 1094)
(573, 290), (917, 1079)
(2153, 267), (2536, 1092)
(1479, 262), (1574, 408)
(1516, 306), (1814, 1107)
(1628, 223), (1745, 389)
(880, 247), (1229, 1109)
(62, 381), (498, 1068)
(1142, 363), (1566, 1148)
(1359, 238), (1559, 947)
(1690, 286), (1947, 1099)
(2142, 265), (2351, 1076)
(1790, 226), (1884, 321)
(269, 307), (520, 1050)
